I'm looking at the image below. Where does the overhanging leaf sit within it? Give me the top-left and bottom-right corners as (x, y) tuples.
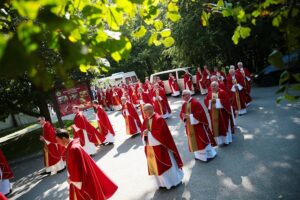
(268, 50), (284, 68)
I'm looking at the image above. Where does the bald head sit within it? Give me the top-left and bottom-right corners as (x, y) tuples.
(143, 103), (154, 118)
(121, 96), (127, 104)
(210, 75), (218, 82)
(237, 62), (243, 68)
(182, 89), (191, 102)
(211, 81), (219, 92)
(229, 69), (235, 75)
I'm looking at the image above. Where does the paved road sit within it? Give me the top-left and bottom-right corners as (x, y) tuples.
(8, 86), (300, 200)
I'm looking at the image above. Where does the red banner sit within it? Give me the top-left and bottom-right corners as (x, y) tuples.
(55, 84), (92, 116)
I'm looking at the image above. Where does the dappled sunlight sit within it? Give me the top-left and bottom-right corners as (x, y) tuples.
(40, 182), (68, 199)
(243, 134), (254, 140)
(243, 151), (255, 160)
(291, 117), (300, 125)
(241, 176), (255, 192)
(275, 134), (296, 140)
(8, 170), (46, 199)
(271, 161), (292, 169)
(216, 170), (256, 193)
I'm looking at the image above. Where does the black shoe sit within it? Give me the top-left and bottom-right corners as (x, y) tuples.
(57, 167), (66, 174)
(40, 171), (51, 176)
(194, 158), (208, 163)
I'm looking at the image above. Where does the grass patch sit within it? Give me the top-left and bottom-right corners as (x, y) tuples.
(0, 122), (35, 138)
(1, 128), (43, 161)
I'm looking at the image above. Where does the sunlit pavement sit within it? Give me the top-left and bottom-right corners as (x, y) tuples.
(8, 86), (300, 200)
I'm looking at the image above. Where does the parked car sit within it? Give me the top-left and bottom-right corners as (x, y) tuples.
(150, 67), (197, 94)
(254, 50), (300, 87)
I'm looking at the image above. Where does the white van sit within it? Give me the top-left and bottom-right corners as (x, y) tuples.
(150, 67), (196, 94)
(98, 71), (138, 87)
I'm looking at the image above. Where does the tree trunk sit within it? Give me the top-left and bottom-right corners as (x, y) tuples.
(52, 90), (64, 128)
(36, 92), (52, 123)
(11, 114), (18, 127)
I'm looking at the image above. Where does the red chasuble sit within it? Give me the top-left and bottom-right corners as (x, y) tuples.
(168, 76), (180, 94)
(43, 121), (64, 166)
(226, 74), (247, 111)
(141, 113), (183, 176)
(73, 112), (105, 146)
(96, 107), (115, 137)
(202, 69), (211, 89)
(236, 68), (252, 103)
(160, 88), (171, 114)
(0, 193), (7, 200)
(151, 89), (167, 116)
(66, 139), (118, 200)
(196, 71), (205, 90)
(0, 149), (13, 179)
(204, 89), (234, 137)
(183, 73), (193, 90)
(122, 102), (142, 135)
(128, 86), (139, 105)
(180, 98), (216, 151)
(105, 89), (113, 107)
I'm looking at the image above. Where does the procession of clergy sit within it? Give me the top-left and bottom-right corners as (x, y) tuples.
(0, 62), (252, 200)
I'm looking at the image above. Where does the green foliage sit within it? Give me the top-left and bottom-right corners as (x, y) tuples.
(201, 0), (300, 103)
(0, 0), (180, 91)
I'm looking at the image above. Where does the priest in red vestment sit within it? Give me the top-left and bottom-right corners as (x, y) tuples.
(208, 75), (227, 92)
(111, 86), (122, 111)
(137, 87), (152, 120)
(93, 101), (115, 145)
(168, 73), (180, 97)
(38, 117), (65, 175)
(72, 106), (104, 155)
(196, 67), (208, 95)
(121, 97), (142, 136)
(202, 65), (211, 89)
(105, 87), (113, 111)
(212, 67), (226, 83)
(183, 70), (195, 94)
(0, 149), (13, 196)
(55, 130), (118, 200)
(128, 84), (139, 106)
(141, 104), (184, 189)
(151, 84), (170, 119)
(180, 90), (217, 162)
(0, 192), (8, 200)
(156, 76), (165, 90)
(227, 68), (248, 115)
(236, 62), (252, 105)
(204, 82), (234, 145)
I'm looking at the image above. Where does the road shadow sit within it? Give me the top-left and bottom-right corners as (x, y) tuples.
(113, 134), (143, 158)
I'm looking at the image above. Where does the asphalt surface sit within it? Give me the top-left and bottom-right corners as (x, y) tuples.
(8, 86), (300, 200)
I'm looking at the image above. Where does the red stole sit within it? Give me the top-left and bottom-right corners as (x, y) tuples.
(141, 114), (183, 175)
(180, 98), (216, 151)
(204, 89), (233, 136)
